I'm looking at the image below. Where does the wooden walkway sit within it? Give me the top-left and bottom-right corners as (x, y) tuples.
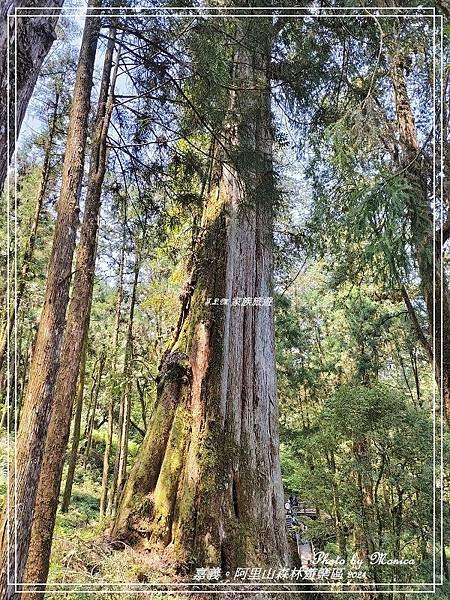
(298, 540), (314, 564)
(285, 499), (317, 565)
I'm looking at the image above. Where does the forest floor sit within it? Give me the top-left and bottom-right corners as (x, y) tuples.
(48, 473), (187, 593)
(1, 434), (448, 600)
(0, 435), (181, 598)
(0, 437), (290, 599)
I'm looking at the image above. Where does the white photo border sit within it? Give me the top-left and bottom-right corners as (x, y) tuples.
(5, 4), (444, 595)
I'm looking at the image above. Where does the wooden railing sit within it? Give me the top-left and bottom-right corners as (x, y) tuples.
(291, 504), (317, 518)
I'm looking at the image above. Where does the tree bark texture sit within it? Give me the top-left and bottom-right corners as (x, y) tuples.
(22, 26), (119, 593)
(0, 5), (100, 597)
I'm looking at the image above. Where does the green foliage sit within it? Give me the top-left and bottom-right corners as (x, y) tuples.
(276, 262), (435, 585)
(307, 111), (417, 288)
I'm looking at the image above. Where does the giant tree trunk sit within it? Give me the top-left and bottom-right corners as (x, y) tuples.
(0, 5), (100, 597)
(390, 52), (450, 425)
(0, 0), (63, 193)
(112, 18), (289, 573)
(22, 28), (119, 592)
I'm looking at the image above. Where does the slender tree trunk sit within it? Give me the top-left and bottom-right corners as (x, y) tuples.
(353, 437), (376, 571)
(113, 18), (289, 572)
(109, 365), (124, 515)
(99, 390), (114, 517)
(0, 0), (63, 193)
(410, 348), (421, 406)
(0, 6), (99, 596)
(82, 364), (97, 441)
(327, 450), (347, 562)
(1, 329), (32, 429)
(444, 542), (449, 580)
(392, 487), (403, 582)
(60, 340), (87, 513)
(137, 377), (147, 430)
(115, 257), (140, 508)
(106, 213), (126, 516)
(0, 89), (60, 381)
(100, 249), (126, 515)
(390, 51), (450, 425)
(116, 377), (131, 501)
(21, 26), (119, 592)
(83, 352), (105, 468)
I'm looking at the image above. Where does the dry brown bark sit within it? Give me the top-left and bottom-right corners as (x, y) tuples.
(390, 52), (450, 426)
(112, 19), (289, 573)
(0, 5), (100, 597)
(0, 0), (63, 193)
(21, 26), (120, 592)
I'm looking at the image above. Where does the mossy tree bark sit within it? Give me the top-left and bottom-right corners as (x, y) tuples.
(0, 5), (100, 597)
(112, 16), (289, 573)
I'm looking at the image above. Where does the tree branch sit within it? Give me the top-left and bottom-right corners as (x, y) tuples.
(400, 285), (433, 362)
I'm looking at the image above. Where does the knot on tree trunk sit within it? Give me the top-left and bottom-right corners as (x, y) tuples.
(157, 350), (191, 392)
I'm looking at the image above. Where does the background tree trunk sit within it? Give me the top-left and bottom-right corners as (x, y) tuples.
(390, 50), (450, 425)
(113, 17), (289, 573)
(115, 257), (140, 509)
(60, 340), (87, 513)
(106, 210), (126, 516)
(0, 88), (60, 382)
(0, 5), (100, 597)
(83, 353), (105, 468)
(100, 391), (114, 517)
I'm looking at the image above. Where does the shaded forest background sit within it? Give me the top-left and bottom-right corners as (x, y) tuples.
(0, 1), (448, 599)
